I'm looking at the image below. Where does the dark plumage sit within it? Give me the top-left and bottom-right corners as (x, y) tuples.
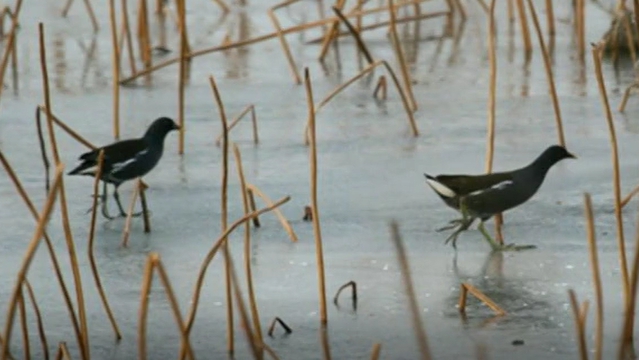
(424, 145), (576, 250)
(68, 117), (180, 219)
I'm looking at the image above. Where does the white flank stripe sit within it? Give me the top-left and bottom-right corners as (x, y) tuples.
(426, 178), (457, 198)
(111, 149), (148, 172)
(469, 180), (513, 196)
(79, 165), (98, 175)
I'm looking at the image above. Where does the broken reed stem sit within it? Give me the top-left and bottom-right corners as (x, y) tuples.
(215, 104), (259, 146)
(0, 151), (83, 360)
(583, 194), (603, 360)
(333, 280), (357, 308)
(17, 289), (29, 360)
(591, 42), (630, 315)
(137, 0), (152, 80)
(232, 144), (264, 347)
(177, 0), (187, 154)
(121, 180), (142, 247)
(458, 283), (506, 316)
(109, 0), (121, 140)
(389, 220), (431, 360)
(267, 317), (292, 337)
(139, 181), (151, 232)
(373, 75), (387, 100)
(268, 2), (301, 84)
(55, 342), (72, 360)
(305, 68), (328, 325)
(388, 0), (417, 112)
(515, 0), (532, 60)
(0, 164), (63, 360)
(332, 6), (374, 64)
(245, 184), (298, 242)
(370, 343), (382, 360)
(37, 106), (97, 150)
(39, 22), (90, 360)
(87, 151), (122, 340)
(81, 0), (99, 32)
(568, 290), (589, 360)
(119, 5), (446, 85)
(485, 0), (504, 245)
(209, 75), (235, 354)
(23, 280), (48, 360)
(138, 254), (154, 360)
(304, 59), (418, 143)
(178, 197), (291, 360)
(526, 0), (565, 147)
(35, 107), (51, 194)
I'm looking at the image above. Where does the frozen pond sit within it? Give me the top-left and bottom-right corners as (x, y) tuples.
(1, 1), (639, 359)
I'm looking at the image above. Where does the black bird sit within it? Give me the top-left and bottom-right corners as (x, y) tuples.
(68, 117), (180, 219)
(424, 145), (576, 251)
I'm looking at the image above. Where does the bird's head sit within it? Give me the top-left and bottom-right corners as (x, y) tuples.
(145, 117), (180, 139)
(545, 145), (577, 161)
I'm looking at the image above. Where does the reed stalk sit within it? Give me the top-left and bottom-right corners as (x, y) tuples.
(370, 343), (382, 360)
(109, 0), (121, 139)
(267, 317), (292, 337)
(268, 3), (302, 84)
(245, 184), (298, 242)
(23, 280), (48, 360)
(583, 194), (603, 360)
(458, 283), (506, 316)
(305, 68), (328, 324)
(568, 290), (589, 360)
(515, 0), (532, 60)
(215, 104), (259, 146)
(388, 0), (417, 112)
(178, 0), (187, 154)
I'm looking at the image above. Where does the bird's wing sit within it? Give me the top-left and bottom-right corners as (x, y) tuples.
(434, 172), (514, 196)
(80, 139), (147, 164)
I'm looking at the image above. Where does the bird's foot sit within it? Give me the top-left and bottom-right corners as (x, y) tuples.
(118, 210), (144, 218)
(437, 219), (464, 232)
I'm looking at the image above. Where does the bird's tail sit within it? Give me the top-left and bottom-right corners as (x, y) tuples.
(67, 161), (96, 176)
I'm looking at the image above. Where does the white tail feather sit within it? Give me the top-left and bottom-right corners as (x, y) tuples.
(425, 178), (456, 198)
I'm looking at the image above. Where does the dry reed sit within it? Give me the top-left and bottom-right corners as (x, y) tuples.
(591, 41), (630, 313)
(583, 193), (603, 360)
(485, 0), (504, 245)
(388, 0), (417, 112)
(568, 289), (589, 360)
(304, 59), (418, 143)
(119, 4), (446, 84)
(246, 184), (298, 242)
(1, 164), (63, 360)
(318, 0), (345, 63)
(526, 0), (565, 147)
(373, 75), (387, 100)
(17, 289), (29, 360)
(54, 342), (72, 360)
(37, 106), (97, 150)
(23, 280), (48, 360)
(209, 75), (235, 354)
(370, 343), (382, 360)
(39, 22), (90, 360)
(178, 196), (291, 360)
(61, 0), (98, 31)
(121, 0), (137, 76)
(109, 0), (121, 140)
(575, 0), (585, 58)
(178, 0), (188, 154)
(267, 317), (292, 337)
(0, 150), (83, 360)
(121, 180), (142, 247)
(389, 220), (431, 360)
(457, 283), (506, 316)
(232, 143), (264, 347)
(333, 280), (357, 308)
(248, 188), (261, 227)
(35, 108), (51, 193)
(515, 0), (532, 60)
(215, 104), (259, 146)
(268, 1), (302, 84)
(545, 0), (555, 36)
(332, 6), (374, 64)
(305, 67), (328, 324)
(619, 201), (639, 357)
(86, 151), (122, 340)
(138, 180), (151, 232)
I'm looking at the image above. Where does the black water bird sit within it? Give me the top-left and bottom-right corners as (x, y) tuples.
(68, 117), (180, 219)
(424, 145), (576, 251)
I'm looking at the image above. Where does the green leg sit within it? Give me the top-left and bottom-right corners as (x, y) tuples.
(478, 222), (536, 251)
